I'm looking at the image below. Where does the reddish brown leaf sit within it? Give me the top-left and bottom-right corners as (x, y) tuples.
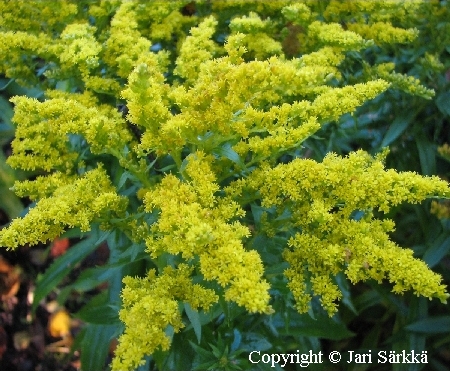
(50, 238), (70, 258)
(0, 257), (20, 300)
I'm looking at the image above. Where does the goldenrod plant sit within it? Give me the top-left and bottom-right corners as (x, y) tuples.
(0, 1), (449, 370)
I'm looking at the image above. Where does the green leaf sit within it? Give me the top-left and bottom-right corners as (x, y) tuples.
(240, 332), (272, 352)
(0, 96), (14, 127)
(193, 360), (219, 371)
(0, 123), (15, 145)
(75, 291), (120, 325)
(209, 343), (224, 359)
(33, 229), (110, 311)
(63, 266), (118, 293)
(381, 113), (413, 147)
(231, 329), (242, 352)
(193, 303), (223, 326)
(156, 164), (176, 172)
(189, 341), (214, 359)
(60, 227), (83, 239)
(416, 136), (436, 175)
(213, 142), (246, 169)
(55, 79), (71, 92)
(336, 272), (358, 315)
(436, 91), (450, 116)
(116, 241), (148, 263)
(117, 170), (133, 190)
(406, 316), (450, 334)
(250, 203), (264, 227)
(0, 152), (23, 219)
(277, 314), (355, 340)
(185, 303), (202, 343)
(4, 79), (44, 98)
(265, 262), (289, 276)
(423, 233), (450, 268)
(79, 323), (120, 371)
(0, 78), (13, 90)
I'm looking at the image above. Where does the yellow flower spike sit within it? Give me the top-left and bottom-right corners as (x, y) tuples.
(59, 23), (102, 74)
(113, 264), (218, 371)
(0, 168), (127, 249)
(133, 1), (197, 41)
(103, 1), (152, 78)
(0, 0), (77, 33)
(311, 80), (391, 122)
(8, 95), (132, 172)
(282, 3), (313, 26)
(224, 33), (248, 64)
(240, 150), (450, 315)
(174, 16), (219, 84)
(228, 12), (283, 60)
(140, 153), (271, 316)
(0, 32), (55, 85)
(12, 172), (75, 201)
(347, 22), (418, 45)
(308, 21), (368, 50)
(121, 54), (171, 133)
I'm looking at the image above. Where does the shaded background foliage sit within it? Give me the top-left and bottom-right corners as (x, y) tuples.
(0, 1), (450, 371)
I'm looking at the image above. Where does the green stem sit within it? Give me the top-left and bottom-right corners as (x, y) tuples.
(108, 148), (153, 188)
(171, 149), (182, 171)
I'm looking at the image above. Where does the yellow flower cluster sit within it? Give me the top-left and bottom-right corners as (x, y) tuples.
(431, 144), (450, 219)
(212, 0), (291, 14)
(0, 0), (77, 33)
(103, 2), (152, 79)
(133, 0), (196, 41)
(347, 22), (418, 45)
(420, 52), (445, 73)
(324, 0), (423, 25)
(112, 264), (218, 371)
(227, 150), (450, 315)
(127, 27), (389, 160)
(59, 23), (102, 75)
(0, 31), (54, 85)
(132, 52), (335, 156)
(174, 16), (219, 83)
(7, 94), (131, 172)
(281, 3), (312, 26)
(0, 167), (127, 248)
(12, 172), (75, 201)
(121, 53), (171, 153)
(142, 152), (271, 314)
(365, 63), (435, 99)
(228, 12), (283, 60)
(308, 21), (368, 50)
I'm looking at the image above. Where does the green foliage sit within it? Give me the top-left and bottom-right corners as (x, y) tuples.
(0, 1), (450, 370)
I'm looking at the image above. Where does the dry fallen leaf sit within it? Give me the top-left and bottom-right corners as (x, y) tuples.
(0, 256), (20, 300)
(50, 238), (70, 258)
(48, 309), (71, 338)
(110, 338), (118, 354)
